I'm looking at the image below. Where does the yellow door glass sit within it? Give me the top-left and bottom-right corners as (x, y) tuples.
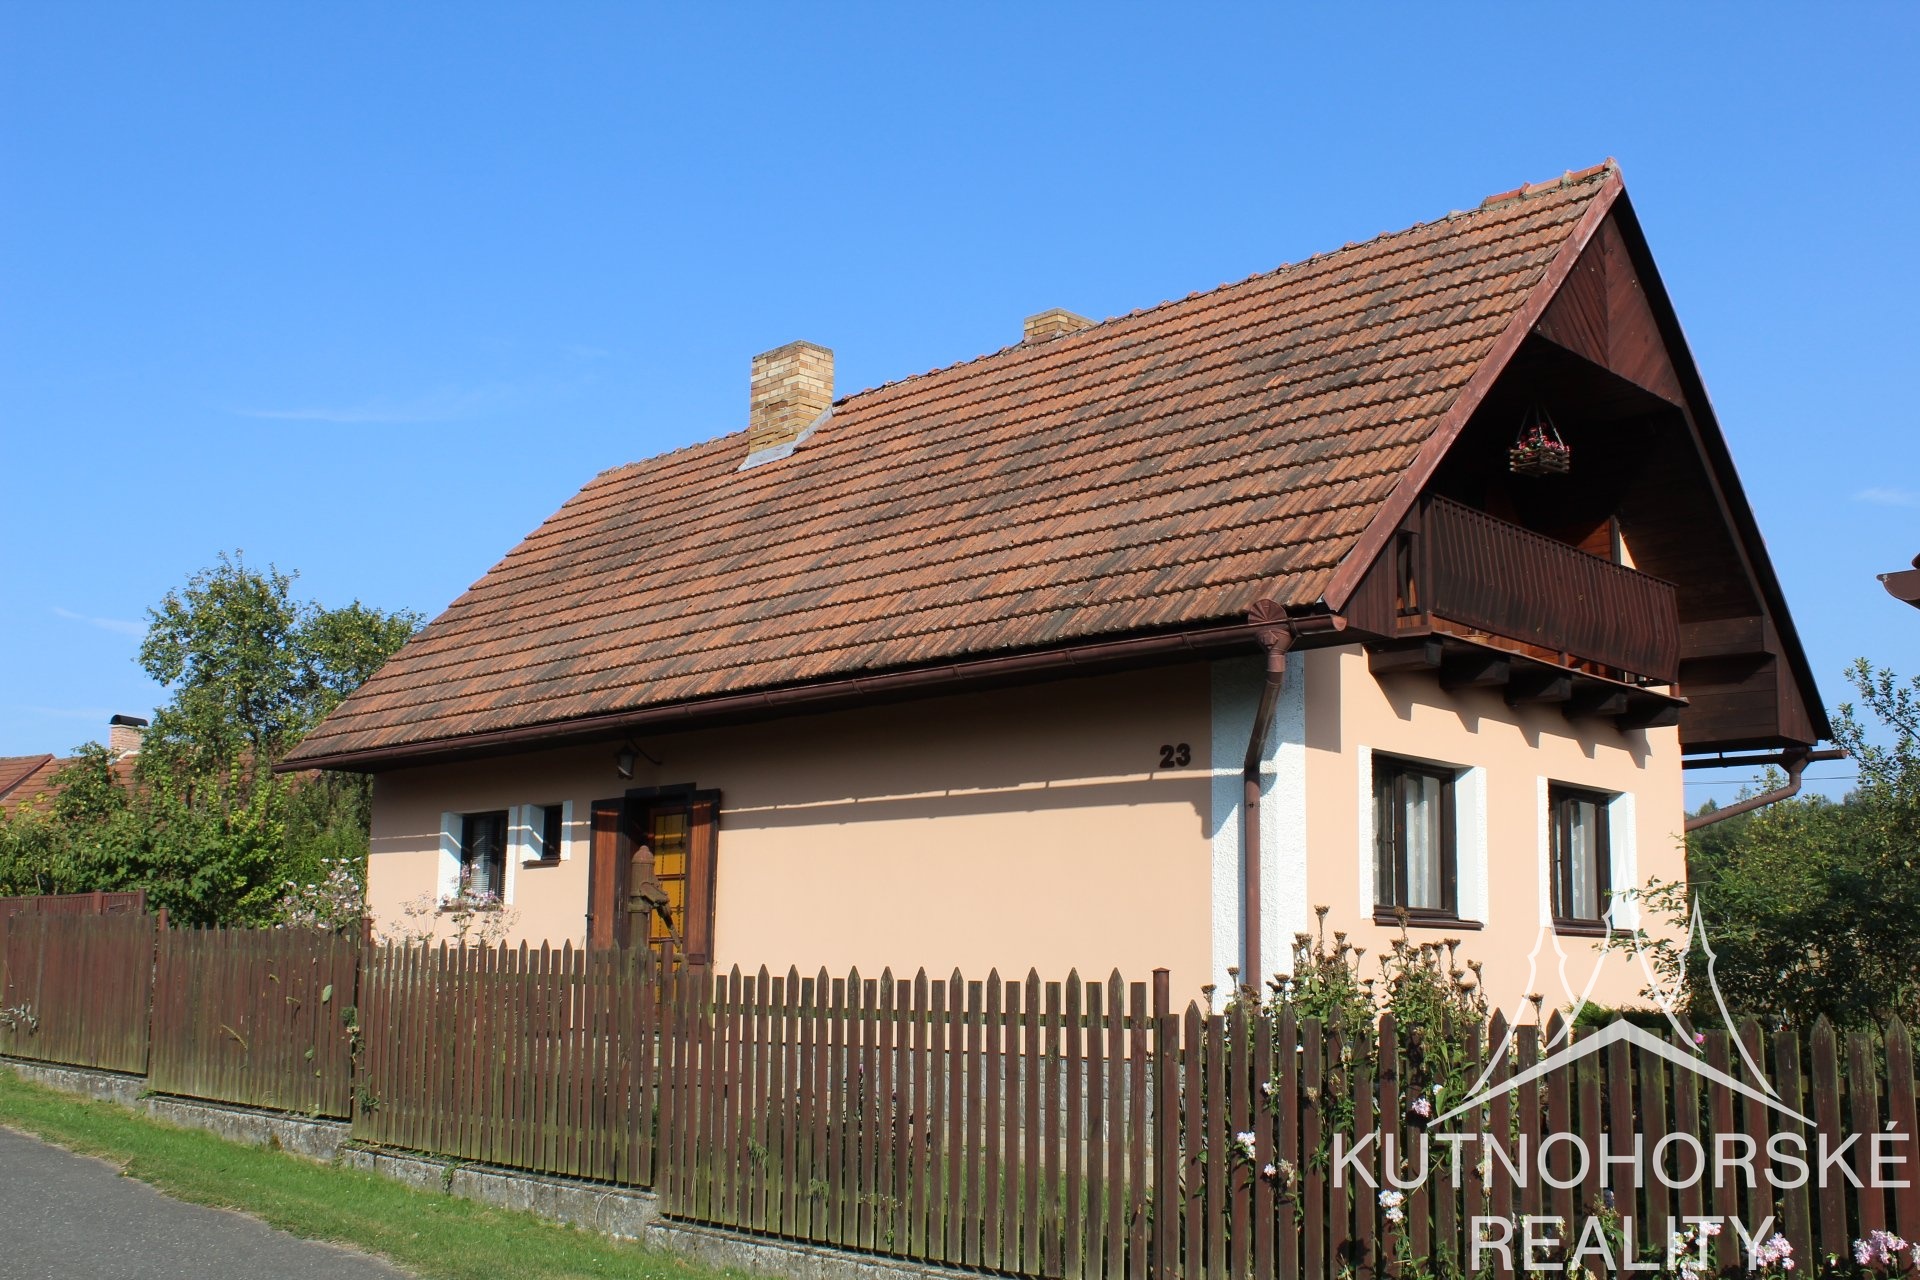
(646, 808), (690, 951)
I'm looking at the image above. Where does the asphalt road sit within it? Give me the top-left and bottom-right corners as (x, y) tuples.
(0, 1125), (409, 1279)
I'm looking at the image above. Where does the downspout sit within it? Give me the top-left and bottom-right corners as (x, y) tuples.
(1241, 603), (1344, 990)
(1682, 747), (1846, 831)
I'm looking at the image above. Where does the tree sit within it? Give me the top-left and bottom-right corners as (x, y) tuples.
(0, 553), (420, 924)
(1654, 659), (1920, 1028)
(136, 552), (418, 775)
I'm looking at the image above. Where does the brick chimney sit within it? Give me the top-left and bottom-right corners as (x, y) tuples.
(747, 340), (833, 459)
(108, 714), (147, 758)
(1022, 308), (1094, 343)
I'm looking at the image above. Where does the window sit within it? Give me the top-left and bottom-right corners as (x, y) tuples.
(1550, 785), (1612, 930)
(459, 810), (509, 902)
(522, 802), (566, 863)
(1373, 756), (1457, 920)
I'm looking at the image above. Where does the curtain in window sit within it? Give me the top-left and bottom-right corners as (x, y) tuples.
(1405, 770), (1444, 910)
(1565, 796), (1598, 920)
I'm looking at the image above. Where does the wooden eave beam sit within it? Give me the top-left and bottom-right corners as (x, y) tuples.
(1367, 639), (1444, 675)
(1505, 667), (1573, 706)
(1440, 651), (1512, 691)
(1564, 684), (1630, 721)
(1617, 691), (1684, 730)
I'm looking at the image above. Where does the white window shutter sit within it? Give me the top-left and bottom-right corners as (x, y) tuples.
(437, 812), (462, 903)
(508, 804), (530, 861)
(1608, 792), (1638, 929)
(559, 799), (574, 860)
(504, 804), (525, 905)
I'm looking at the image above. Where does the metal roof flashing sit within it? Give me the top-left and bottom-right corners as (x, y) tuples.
(737, 407), (832, 471)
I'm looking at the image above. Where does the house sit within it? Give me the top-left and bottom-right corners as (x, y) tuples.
(0, 715), (146, 818)
(283, 163), (1826, 1006)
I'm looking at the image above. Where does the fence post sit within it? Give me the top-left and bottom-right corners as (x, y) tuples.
(1151, 968), (1174, 1280)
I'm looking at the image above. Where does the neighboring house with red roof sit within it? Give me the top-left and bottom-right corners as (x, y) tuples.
(0, 716), (146, 819)
(285, 163), (1825, 1003)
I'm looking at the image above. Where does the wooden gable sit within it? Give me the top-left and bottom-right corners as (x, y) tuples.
(1339, 200), (1827, 755)
(1556, 204), (1827, 752)
(1535, 215), (1686, 406)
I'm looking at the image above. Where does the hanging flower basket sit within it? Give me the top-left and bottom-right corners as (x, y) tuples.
(1509, 407), (1570, 477)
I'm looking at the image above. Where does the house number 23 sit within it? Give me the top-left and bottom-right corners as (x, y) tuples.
(1157, 743), (1191, 768)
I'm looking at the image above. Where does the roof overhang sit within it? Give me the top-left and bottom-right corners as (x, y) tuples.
(279, 613), (1346, 774)
(1881, 561), (1920, 610)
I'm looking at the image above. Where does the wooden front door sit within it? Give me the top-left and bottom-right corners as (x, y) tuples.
(586, 789), (720, 963)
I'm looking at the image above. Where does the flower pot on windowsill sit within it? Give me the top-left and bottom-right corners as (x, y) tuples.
(437, 895), (504, 914)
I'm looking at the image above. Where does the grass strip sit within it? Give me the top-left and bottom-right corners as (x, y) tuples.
(0, 1067), (737, 1280)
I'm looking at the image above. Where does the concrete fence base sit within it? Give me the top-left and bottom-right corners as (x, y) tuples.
(336, 1144), (660, 1239)
(643, 1221), (987, 1280)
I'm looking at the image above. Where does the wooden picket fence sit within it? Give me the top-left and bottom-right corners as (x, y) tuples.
(659, 965), (1165, 1277)
(0, 889), (147, 928)
(0, 910), (154, 1073)
(351, 940), (662, 1186)
(149, 925), (361, 1116)
(665, 967), (1920, 1280)
(1, 907), (1916, 1279)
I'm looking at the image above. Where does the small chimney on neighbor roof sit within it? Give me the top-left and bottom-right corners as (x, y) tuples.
(108, 714), (147, 758)
(1022, 308), (1094, 344)
(747, 340), (833, 461)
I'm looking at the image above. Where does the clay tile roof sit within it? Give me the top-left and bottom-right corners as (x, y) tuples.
(0, 754), (57, 806)
(287, 164), (1619, 767)
(0, 752), (141, 817)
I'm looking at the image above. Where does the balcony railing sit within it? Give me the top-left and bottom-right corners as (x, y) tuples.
(1398, 496), (1680, 684)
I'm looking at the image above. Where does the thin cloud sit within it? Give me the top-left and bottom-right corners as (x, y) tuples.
(1854, 486), (1919, 507)
(52, 606), (145, 638)
(229, 383), (526, 425)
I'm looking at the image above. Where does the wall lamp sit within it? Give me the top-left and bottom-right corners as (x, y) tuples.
(614, 738), (662, 780)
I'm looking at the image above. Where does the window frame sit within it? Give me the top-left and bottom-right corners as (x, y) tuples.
(1370, 754), (1461, 925)
(1549, 783), (1614, 935)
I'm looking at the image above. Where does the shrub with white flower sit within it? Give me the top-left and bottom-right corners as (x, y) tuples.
(1666, 1221), (1715, 1279)
(1378, 1188), (1406, 1224)
(1234, 1130), (1257, 1159)
(387, 866), (520, 947)
(1749, 1231), (1795, 1274)
(1854, 1230), (1911, 1272)
(275, 856), (366, 932)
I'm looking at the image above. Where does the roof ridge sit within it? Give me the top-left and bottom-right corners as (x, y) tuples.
(1477, 159), (1617, 211)
(838, 161), (1617, 404)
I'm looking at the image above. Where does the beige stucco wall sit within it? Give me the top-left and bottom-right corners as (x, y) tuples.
(365, 647), (1685, 1016)
(367, 664), (1220, 995)
(1299, 645), (1686, 1015)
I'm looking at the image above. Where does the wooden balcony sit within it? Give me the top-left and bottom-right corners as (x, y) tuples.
(1350, 496), (1682, 716)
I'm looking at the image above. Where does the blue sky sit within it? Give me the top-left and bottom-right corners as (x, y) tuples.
(2, 4), (1914, 806)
